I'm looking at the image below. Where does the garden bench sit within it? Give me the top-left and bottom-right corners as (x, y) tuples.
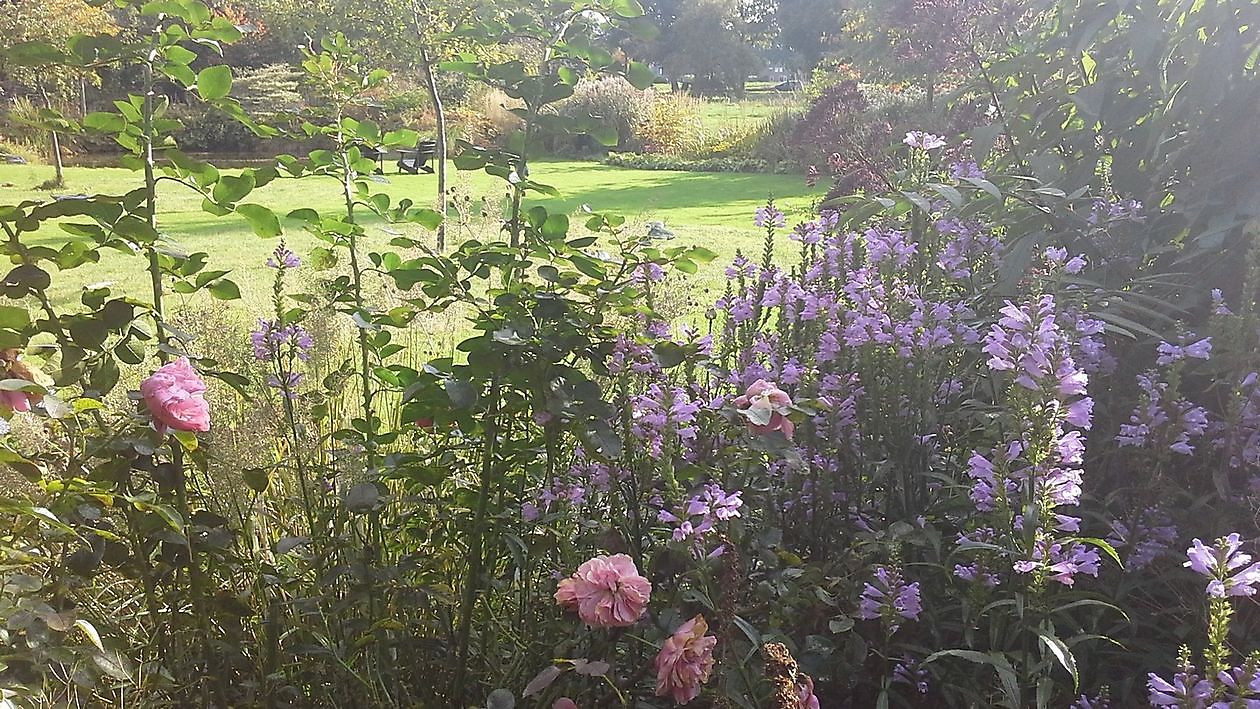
(397, 140), (438, 174)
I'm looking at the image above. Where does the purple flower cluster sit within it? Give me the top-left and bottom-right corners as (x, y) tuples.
(1116, 372), (1211, 455)
(935, 216), (1001, 279)
(1211, 289), (1232, 316)
(266, 243), (301, 269)
(630, 384), (702, 459)
(250, 319), (313, 362)
(892, 657), (930, 695)
(658, 483), (743, 555)
(608, 335), (661, 377)
(1155, 335), (1212, 367)
(265, 372), (304, 399)
(1214, 372), (1260, 469)
(953, 562), (1000, 587)
(1148, 666), (1210, 707)
(522, 477), (588, 523)
(903, 131), (946, 150)
(1147, 662), (1260, 707)
(984, 296), (1082, 395)
(1087, 197), (1144, 225)
(754, 204), (786, 229)
(1184, 533), (1260, 598)
(1043, 246), (1087, 274)
(1013, 539), (1101, 587)
(1106, 508), (1178, 571)
(857, 566), (922, 633)
(948, 159), (984, 180)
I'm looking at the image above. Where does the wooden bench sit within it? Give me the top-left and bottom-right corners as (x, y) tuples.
(397, 140), (438, 174)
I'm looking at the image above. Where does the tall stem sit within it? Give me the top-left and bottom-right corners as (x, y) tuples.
(142, 57), (167, 351)
(337, 128), (377, 466)
(172, 445), (224, 703)
(451, 378), (500, 701)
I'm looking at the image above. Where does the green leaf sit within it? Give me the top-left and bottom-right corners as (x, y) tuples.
(83, 112), (126, 133)
(196, 65), (232, 101)
(0, 306), (31, 330)
(3, 41), (66, 67)
(923, 649), (1020, 704)
(236, 203), (281, 237)
(626, 61), (656, 90)
(171, 429), (198, 452)
(611, 0), (645, 18)
(309, 246), (338, 270)
(1035, 630), (1078, 691)
(408, 208), (443, 230)
(208, 279), (241, 300)
(243, 468), (272, 493)
(75, 619), (104, 652)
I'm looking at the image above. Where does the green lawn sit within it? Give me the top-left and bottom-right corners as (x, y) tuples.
(0, 159), (819, 311)
(695, 97), (799, 133)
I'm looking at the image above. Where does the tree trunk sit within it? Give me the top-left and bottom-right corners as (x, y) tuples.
(410, 0), (448, 252)
(40, 86), (65, 189)
(419, 47), (448, 252)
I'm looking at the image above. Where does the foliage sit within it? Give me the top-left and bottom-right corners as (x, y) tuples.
(659, 0), (761, 96)
(604, 152), (775, 173)
(548, 77), (653, 155)
(635, 91), (705, 157)
(1, 1), (1259, 708)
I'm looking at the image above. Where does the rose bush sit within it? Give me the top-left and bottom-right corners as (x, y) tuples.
(0, 0), (1257, 707)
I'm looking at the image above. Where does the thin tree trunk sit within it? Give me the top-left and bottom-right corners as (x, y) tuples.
(411, 1), (448, 252)
(420, 47), (448, 252)
(39, 86), (64, 188)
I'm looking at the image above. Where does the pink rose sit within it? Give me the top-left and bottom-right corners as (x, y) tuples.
(140, 357), (211, 434)
(733, 379), (794, 439)
(654, 614), (717, 705)
(554, 553), (651, 627)
(553, 700), (579, 709)
(797, 676), (820, 709)
(0, 348), (50, 415)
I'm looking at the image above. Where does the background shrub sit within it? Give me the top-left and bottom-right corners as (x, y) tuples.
(633, 91), (703, 156)
(548, 76), (652, 155)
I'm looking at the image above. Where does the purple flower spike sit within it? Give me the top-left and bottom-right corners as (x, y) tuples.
(1184, 533), (1260, 597)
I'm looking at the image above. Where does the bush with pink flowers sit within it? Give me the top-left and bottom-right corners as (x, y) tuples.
(1, 1), (1259, 708)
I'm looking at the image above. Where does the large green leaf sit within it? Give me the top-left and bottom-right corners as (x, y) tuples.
(196, 65), (232, 101)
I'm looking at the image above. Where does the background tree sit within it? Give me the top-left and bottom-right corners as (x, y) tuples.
(0, 0), (116, 186)
(660, 0), (760, 95)
(774, 0), (845, 73)
(836, 0), (1028, 105)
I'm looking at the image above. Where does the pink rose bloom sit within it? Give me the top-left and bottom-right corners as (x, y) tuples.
(733, 379), (794, 439)
(140, 357), (211, 434)
(797, 676), (820, 709)
(553, 700), (579, 709)
(0, 348), (50, 414)
(654, 614), (717, 705)
(0, 389), (31, 413)
(554, 553), (651, 627)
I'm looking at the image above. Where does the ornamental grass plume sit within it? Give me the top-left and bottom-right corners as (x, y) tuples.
(734, 379), (794, 439)
(654, 614), (717, 705)
(140, 357), (211, 434)
(554, 553), (651, 627)
(763, 642), (821, 709)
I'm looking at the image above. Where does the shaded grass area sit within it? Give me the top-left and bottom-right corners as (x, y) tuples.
(0, 160), (819, 309)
